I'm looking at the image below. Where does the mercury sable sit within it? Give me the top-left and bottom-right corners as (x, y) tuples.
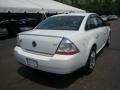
(14, 13), (111, 74)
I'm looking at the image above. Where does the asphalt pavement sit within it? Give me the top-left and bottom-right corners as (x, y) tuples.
(0, 19), (120, 90)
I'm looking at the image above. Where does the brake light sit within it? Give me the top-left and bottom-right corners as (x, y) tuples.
(56, 38), (80, 55)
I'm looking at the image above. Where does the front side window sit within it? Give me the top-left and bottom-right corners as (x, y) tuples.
(35, 16), (84, 31)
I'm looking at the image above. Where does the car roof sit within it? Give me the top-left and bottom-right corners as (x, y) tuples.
(52, 13), (96, 17)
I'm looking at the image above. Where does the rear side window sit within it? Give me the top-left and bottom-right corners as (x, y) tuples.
(35, 16), (84, 31)
(85, 16), (98, 30)
(85, 15), (106, 31)
(96, 17), (105, 27)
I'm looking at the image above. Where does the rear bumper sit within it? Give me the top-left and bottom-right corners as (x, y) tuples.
(14, 46), (83, 74)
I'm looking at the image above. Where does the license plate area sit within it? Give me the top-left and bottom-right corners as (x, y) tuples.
(26, 58), (38, 68)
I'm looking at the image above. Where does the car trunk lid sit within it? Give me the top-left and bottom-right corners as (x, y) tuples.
(19, 30), (78, 55)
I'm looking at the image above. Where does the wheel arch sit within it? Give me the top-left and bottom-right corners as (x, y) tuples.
(92, 44), (97, 51)
(86, 41), (97, 62)
(87, 39), (97, 54)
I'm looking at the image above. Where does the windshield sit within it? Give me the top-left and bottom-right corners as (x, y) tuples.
(35, 16), (84, 31)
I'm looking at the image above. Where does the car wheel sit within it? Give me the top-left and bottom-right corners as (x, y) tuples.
(106, 32), (111, 47)
(84, 47), (96, 74)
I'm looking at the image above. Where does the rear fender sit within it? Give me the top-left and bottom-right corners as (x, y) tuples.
(86, 39), (96, 60)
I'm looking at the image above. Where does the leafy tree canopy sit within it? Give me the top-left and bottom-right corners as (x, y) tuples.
(55, 0), (120, 15)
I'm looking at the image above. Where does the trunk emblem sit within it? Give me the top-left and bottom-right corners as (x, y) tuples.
(32, 41), (37, 47)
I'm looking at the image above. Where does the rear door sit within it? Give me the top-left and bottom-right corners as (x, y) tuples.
(96, 16), (109, 43)
(85, 15), (104, 51)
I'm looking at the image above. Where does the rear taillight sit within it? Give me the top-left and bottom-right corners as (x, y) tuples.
(56, 38), (80, 55)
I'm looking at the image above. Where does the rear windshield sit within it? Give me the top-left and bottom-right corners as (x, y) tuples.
(35, 16), (84, 31)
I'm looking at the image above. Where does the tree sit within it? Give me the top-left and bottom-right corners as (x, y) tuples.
(116, 0), (120, 15)
(55, 0), (120, 15)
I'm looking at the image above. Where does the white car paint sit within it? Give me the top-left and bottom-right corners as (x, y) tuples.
(14, 13), (111, 74)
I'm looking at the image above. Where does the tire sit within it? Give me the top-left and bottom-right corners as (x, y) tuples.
(84, 47), (96, 74)
(106, 32), (111, 47)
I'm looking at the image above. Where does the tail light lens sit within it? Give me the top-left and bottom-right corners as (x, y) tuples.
(56, 38), (80, 55)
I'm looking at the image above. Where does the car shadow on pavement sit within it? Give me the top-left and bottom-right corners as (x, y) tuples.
(18, 66), (88, 89)
(96, 45), (111, 59)
(17, 47), (109, 89)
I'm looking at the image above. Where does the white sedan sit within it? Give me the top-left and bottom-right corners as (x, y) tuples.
(14, 13), (111, 74)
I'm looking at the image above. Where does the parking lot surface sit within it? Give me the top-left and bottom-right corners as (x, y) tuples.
(0, 19), (120, 90)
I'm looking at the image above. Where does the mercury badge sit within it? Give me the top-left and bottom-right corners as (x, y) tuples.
(32, 41), (37, 47)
